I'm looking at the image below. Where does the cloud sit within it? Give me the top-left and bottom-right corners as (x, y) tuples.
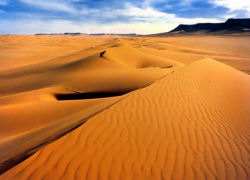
(0, 0), (8, 6)
(0, 7), (220, 35)
(76, 3), (220, 25)
(0, 2), (221, 34)
(213, 0), (250, 11)
(94, 3), (220, 25)
(149, 0), (230, 19)
(19, 0), (76, 13)
(0, 19), (176, 34)
(213, 0), (250, 16)
(0, 0), (249, 34)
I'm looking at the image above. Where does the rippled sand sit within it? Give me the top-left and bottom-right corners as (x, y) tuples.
(0, 35), (249, 179)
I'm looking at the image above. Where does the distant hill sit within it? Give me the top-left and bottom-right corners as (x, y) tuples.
(35, 32), (86, 36)
(89, 33), (137, 36)
(35, 33), (138, 36)
(158, 18), (250, 35)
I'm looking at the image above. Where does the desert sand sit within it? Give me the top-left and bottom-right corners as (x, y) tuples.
(0, 35), (249, 179)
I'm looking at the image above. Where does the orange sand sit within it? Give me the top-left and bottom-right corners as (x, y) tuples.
(0, 35), (249, 179)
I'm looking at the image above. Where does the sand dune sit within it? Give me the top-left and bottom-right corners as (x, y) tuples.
(0, 35), (181, 174)
(0, 37), (181, 98)
(129, 36), (250, 74)
(0, 35), (249, 179)
(0, 35), (111, 71)
(1, 58), (249, 179)
(103, 41), (182, 68)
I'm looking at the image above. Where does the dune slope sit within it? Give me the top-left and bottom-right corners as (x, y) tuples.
(127, 36), (250, 74)
(0, 36), (182, 174)
(1, 59), (249, 179)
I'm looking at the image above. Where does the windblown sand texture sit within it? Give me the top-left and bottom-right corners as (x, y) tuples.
(0, 35), (249, 179)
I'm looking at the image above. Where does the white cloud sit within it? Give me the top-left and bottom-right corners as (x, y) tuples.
(0, 0), (8, 6)
(1, 2), (221, 34)
(19, 0), (76, 13)
(115, 4), (173, 20)
(213, 0), (250, 15)
(92, 3), (220, 25)
(0, 15), (221, 35)
(0, 19), (175, 35)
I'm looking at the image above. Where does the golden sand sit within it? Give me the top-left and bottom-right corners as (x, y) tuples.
(0, 35), (249, 179)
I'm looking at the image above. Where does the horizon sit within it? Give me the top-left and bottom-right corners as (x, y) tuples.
(1, 18), (249, 36)
(0, 0), (250, 35)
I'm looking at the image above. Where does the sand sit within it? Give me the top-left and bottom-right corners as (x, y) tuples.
(0, 35), (249, 179)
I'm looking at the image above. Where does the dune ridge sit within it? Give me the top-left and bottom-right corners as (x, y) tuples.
(1, 58), (249, 179)
(0, 36), (183, 174)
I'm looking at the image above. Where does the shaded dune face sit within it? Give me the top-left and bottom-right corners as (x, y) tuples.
(55, 91), (127, 100)
(0, 35), (249, 179)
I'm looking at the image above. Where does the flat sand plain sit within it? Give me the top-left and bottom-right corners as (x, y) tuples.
(0, 35), (249, 179)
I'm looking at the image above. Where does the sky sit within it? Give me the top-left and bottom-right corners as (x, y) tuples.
(0, 0), (249, 34)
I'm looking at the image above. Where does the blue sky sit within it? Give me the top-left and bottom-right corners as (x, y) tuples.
(0, 0), (249, 34)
